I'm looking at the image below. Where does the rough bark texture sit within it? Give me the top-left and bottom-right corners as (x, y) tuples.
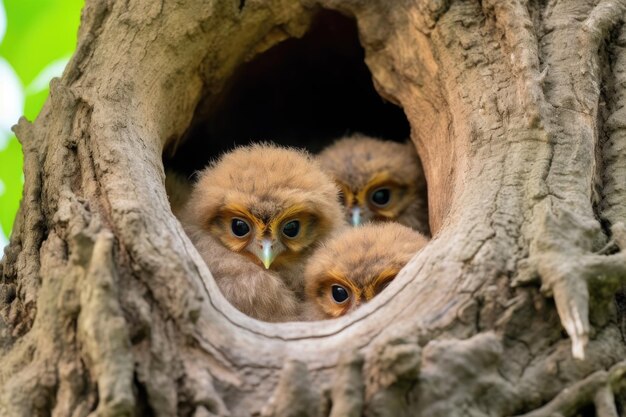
(1, 0), (626, 416)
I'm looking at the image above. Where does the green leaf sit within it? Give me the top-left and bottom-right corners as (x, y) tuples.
(0, 0), (83, 85)
(0, 135), (23, 238)
(0, 0), (84, 239)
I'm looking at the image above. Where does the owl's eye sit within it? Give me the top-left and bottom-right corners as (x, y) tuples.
(331, 284), (350, 304)
(282, 220), (300, 238)
(231, 218), (251, 237)
(370, 187), (391, 207)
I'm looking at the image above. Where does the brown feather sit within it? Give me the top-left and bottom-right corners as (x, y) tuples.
(181, 143), (345, 321)
(184, 223), (300, 322)
(303, 222), (429, 320)
(317, 134), (429, 235)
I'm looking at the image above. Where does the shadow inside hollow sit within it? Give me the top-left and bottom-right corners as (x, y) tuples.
(165, 9), (410, 174)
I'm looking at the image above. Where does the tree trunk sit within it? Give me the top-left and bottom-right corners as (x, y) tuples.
(1, 0), (626, 416)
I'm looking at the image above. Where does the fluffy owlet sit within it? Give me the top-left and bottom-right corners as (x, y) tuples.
(302, 222), (428, 320)
(181, 143), (344, 322)
(317, 134), (429, 235)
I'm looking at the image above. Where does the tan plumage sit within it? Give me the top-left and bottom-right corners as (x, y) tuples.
(181, 143), (345, 322)
(303, 222), (428, 320)
(317, 134), (429, 235)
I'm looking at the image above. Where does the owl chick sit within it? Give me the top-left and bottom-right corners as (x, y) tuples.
(303, 222), (428, 320)
(317, 134), (429, 235)
(181, 143), (344, 322)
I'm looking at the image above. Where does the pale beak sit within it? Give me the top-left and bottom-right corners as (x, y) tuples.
(261, 238), (275, 269)
(351, 207), (361, 227)
(249, 238), (282, 269)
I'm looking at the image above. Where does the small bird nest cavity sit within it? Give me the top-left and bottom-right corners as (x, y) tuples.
(163, 9), (430, 323)
(164, 10), (410, 174)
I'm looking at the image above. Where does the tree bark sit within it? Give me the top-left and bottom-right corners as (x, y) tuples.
(1, 0), (626, 416)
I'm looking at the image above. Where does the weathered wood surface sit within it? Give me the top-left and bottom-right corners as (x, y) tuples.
(1, 0), (625, 416)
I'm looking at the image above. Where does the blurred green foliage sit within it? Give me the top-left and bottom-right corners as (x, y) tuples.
(0, 0), (84, 245)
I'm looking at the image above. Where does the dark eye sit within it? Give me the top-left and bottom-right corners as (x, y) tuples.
(370, 187), (391, 207)
(282, 220), (300, 238)
(331, 284), (350, 304)
(230, 218), (250, 237)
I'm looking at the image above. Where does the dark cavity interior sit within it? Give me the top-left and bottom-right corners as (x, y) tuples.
(164, 9), (410, 174)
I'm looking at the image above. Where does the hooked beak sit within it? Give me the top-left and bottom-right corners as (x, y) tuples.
(249, 238), (284, 270)
(260, 238), (275, 269)
(351, 207), (361, 227)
